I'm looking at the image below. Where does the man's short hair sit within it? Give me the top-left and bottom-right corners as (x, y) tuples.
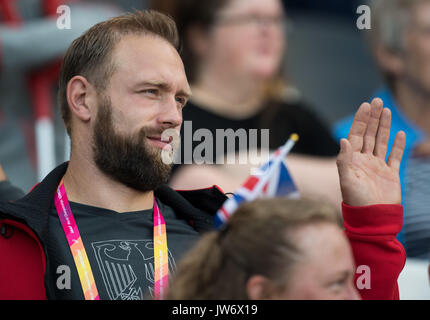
(58, 10), (179, 136)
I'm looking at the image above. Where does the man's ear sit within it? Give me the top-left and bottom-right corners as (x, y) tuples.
(246, 275), (275, 300)
(66, 75), (96, 123)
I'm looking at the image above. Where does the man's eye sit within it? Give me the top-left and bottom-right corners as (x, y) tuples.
(141, 89), (158, 95)
(176, 97), (186, 106)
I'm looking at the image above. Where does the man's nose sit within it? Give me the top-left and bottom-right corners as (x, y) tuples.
(157, 96), (182, 128)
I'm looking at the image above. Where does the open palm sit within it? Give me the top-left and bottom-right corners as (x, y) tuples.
(337, 99), (406, 206)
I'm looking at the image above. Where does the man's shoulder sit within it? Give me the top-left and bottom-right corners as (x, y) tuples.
(0, 162), (68, 232)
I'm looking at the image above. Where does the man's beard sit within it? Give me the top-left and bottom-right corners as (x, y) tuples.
(92, 96), (174, 192)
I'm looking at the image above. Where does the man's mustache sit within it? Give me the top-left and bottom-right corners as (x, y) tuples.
(138, 127), (180, 147)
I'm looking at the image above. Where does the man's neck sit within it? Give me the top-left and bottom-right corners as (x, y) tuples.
(394, 80), (430, 136)
(63, 152), (154, 213)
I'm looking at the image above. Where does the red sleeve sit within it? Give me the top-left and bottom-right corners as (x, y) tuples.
(342, 202), (406, 300)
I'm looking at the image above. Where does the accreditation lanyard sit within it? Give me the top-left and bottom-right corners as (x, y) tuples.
(54, 179), (169, 300)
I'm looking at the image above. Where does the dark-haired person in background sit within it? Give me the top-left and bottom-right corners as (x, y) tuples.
(152, 0), (343, 208)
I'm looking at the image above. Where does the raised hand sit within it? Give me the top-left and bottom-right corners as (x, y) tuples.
(336, 98), (406, 207)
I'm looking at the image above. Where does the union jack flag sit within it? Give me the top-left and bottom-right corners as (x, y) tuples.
(214, 134), (300, 228)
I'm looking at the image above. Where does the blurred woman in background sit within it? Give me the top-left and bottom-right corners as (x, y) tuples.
(167, 198), (360, 300)
(152, 0), (342, 207)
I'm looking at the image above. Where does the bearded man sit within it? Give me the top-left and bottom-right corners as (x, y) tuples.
(0, 10), (226, 300)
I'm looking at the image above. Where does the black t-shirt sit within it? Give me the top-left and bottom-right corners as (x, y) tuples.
(45, 198), (199, 300)
(172, 99), (339, 176)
